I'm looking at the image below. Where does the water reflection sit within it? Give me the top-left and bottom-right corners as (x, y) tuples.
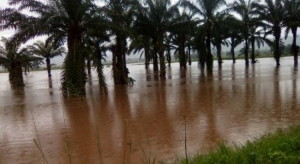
(48, 77), (53, 88)
(0, 57), (300, 163)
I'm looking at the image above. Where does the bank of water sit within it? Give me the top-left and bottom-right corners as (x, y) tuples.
(175, 126), (300, 164)
(0, 57), (300, 163)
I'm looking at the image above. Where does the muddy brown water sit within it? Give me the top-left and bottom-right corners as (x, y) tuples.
(1, 57), (300, 164)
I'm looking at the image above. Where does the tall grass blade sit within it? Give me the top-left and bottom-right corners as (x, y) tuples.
(183, 115), (188, 164)
(123, 120), (128, 164)
(65, 140), (71, 164)
(33, 138), (49, 164)
(97, 124), (104, 164)
(128, 138), (132, 164)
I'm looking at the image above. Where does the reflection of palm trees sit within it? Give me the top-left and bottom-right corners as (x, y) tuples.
(62, 97), (95, 163)
(48, 78), (53, 89)
(202, 85), (222, 147)
(273, 67), (282, 120)
(146, 69), (152, 81)
(112, 85), (133, 163)
(11, 85), (26, 122)
(291, 67), (298, 110)
(218, 65), (222, 81)
(231, 64), (236, 80)
(167, 66), (172, 80)
(180, 68), (187, 79)
(48, 77), (54, 96)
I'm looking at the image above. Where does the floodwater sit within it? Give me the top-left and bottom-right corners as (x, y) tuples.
(0, 57), (300, 164)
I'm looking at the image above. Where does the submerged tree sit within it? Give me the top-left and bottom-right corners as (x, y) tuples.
(28, 41), (66, 77)
(129, 35), (152, 69)
(225, 18), (243, 64)
(283, 0), (300, 66)
(0, 37), (36, 86)
(258, 0), (285, 66)
(211, 12), (234, 65)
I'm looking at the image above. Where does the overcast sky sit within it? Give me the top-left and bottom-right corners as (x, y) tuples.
(0, 0), (14, 38)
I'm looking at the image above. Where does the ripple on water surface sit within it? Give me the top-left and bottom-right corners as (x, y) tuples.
(0, 57), (300, 163)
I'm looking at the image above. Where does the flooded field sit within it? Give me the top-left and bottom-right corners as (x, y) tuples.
(1, 57), (300, 164)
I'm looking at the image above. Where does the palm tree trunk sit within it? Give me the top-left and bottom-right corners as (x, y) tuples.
(231, 37), (236, 64)
(274, 27), (281, 66)
(245, 38), (249, 66)
(46, 58), (51, 77)
(188, 45), (191, 65)
(9, 62), (15, 83)
(112, 35), (128, 84)
(166, 46), (171, 67)
(292, 27), (298, 66)
(251, 35), (256, 63)
(216, 42), (222, 66)
(62, 25), (86, 96)
(145, 46), (150, 69)
(179, 34), (186, 68)
(153, 52), (158, 71)
(10, 61), (24, 86)
(87, 58), (91, 75)
(275, 38), (280, 66)
(199, 38), (206, 69)
(206, 28), (213, 72)
(96, 47), (106, 87)
(153, 38), (159, 71)
(158, 43), (166, 76)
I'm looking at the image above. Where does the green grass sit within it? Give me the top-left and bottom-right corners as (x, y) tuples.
(174, 126), (300, 164)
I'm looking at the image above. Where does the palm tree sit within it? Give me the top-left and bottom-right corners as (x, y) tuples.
(83, 27), (110, 87)
(28, 41), (66, 77)
(181, 0), (226, 72)
(283, 0), (300, 66)
(1, 0), (103, 95)
(133, 0), (180, 76)
(228, 0), (262, 66)
(170, 10), (197, 68)
(128, 35), (152, 69)
(258, 0), (285, 66)
(0, 37), (32, 86)
(249, 26), (272, 62)
(165, 35), (173, 67)
(211, 12), (234, 65)
(105, 0), (134, 84)
(225, 19), (243, 64)
(192, 24), (207, 68)
(89, 37), (109, 87)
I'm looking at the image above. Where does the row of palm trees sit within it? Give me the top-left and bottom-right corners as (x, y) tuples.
(0, 0), (299, 95)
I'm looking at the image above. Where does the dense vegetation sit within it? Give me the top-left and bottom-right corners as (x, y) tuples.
(0, 0), (300, 95)
(174, 126), (300, 164)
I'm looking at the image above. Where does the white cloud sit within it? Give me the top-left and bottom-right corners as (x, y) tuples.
(0, 0), (15, 39)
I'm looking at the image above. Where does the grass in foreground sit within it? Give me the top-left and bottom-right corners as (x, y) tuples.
(176, 126), (300, 164)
